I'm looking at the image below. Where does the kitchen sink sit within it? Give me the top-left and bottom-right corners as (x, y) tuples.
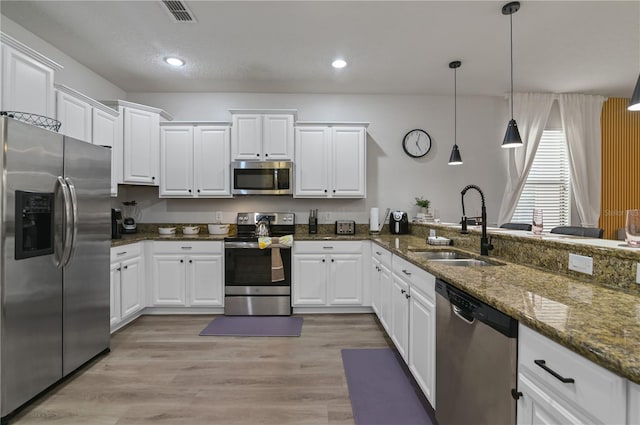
(410, 251), (471, 260)
(430, 258), (503, 267)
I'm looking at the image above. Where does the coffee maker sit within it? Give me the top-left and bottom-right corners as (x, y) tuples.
(111, 208), (122, 239)
(121, 201), (139, 234)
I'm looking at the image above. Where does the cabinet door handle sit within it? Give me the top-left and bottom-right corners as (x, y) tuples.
(400, 289), (406, 294)
(180, 259), (184, 263)
(189, 189), (192, 193)
(181, 246), (193, 250)
(324, 189), (327, 193)
(402, 269), (411, 276)
(189, 260), (193, 263)
(197, 189), (200, 193)
(322, 259), (325, 263)
(405, 293), (410, 299)
(116, 251), (127, 256)
(332, 189), (336, 193)
(256, 153), (260, 157)
(265, 153), (268, 157)
(534, 360), (575, 384)
(152, 176), (156, 180)
(511, 389), (523, 400)
(117, 267), (121, 271)
(331, 259), (334, 262)
(375, 251), (382, 256)
(123, 265), (128, 269)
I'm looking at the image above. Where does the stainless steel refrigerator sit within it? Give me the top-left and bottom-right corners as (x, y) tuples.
(0, 116), (111, 420)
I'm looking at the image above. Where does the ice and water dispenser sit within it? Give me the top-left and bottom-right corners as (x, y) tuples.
(14, 190), (54, 260)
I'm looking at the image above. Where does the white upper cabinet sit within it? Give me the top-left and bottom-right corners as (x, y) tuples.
(56, 88), (92, 141)
(160, 122), (231, 198)
(294, 123), (367, 198)
(1, 33), (61, 118)
(230, 110), (296, 161)
(101, 100), (172, 186)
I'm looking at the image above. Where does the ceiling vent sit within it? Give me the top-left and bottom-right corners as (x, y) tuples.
(162, 0), (196, 23)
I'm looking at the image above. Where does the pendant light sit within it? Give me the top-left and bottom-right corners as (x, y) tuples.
(629, 74), (640, 111)
(448, 60), (463, 165)
(501, 1), (522, 148)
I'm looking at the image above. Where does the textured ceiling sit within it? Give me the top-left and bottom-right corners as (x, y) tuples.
(1, 1), (638, 97)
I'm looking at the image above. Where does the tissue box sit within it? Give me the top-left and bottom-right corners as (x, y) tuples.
(427, 236), (451, 246)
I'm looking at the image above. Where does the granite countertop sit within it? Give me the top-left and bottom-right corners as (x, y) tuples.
(112, 230), (640, 383)
(372, 234), (640, 384)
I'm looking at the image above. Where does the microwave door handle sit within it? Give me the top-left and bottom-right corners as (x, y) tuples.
(274, 168), (279, 190)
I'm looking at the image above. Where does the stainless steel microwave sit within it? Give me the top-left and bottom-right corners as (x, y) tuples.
(231, 161), (293, 195)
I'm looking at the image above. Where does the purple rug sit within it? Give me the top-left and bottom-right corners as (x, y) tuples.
(342, 348), (434, 425)
(199, 316), (303, 336)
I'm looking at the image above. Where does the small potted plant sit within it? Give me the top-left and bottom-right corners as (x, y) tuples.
(415, 196), (431, 214)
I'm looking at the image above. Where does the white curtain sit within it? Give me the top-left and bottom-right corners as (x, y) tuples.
(497, 93), (555, 225)
(558, 94), (606, 227)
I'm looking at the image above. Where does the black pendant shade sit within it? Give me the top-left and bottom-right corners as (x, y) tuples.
(502, 119), (522, 148)
(502, 1), (522, 148)
(629, 73), (640, 111)
(448, 60), (463, 165)
(448, 144), (463, 165)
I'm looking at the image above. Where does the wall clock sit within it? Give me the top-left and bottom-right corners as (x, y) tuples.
(402, 129), (432, 158)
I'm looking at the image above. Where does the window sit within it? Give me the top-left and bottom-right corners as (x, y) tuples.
(511, 130), (570, 230)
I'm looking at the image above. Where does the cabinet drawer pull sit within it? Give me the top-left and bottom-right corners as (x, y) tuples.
(534, 360), (575, 384)
(181, 246), (193, 250)
(116, 251), (127, 256)
(402, 269), (411, 276)
(322, 246), (334, 249)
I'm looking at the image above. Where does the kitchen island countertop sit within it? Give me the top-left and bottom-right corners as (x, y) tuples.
(372, 234), (640, 384)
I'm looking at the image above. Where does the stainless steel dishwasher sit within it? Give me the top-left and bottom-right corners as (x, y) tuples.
(435, 278), (518, 425)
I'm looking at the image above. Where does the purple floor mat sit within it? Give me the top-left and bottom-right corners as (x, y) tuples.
(199, 316), (303, 336)
(342, 348), (434, 425)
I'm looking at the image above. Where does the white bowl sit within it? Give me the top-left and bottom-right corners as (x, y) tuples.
(158, 227), (176, 235)
(208, 224), (229, 235)
(182, 226), (200, 235)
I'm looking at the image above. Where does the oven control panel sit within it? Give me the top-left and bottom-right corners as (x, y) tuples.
(237, 212), (295, 225)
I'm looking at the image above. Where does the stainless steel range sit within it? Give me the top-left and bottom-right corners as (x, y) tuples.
(224, 212), (295, 315)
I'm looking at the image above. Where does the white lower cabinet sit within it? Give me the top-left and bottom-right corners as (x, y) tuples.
(517, 324), (627, 425)
(110, 243), (144, 331)
(390, 271), (410, 361)
(628, 381), (640, 425)
(372, 244), (436, 408)
(150, 241), (223, 307)
(408, 279), (436, 408)
(292, 241), (366, 307)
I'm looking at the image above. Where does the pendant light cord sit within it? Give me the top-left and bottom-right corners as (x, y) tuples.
(509, 11), (514, 120)
(454, 66), (457, 146)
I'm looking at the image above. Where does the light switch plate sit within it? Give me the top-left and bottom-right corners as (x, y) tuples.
(215, 211), (223, 222)
(568, 253), (593, 275)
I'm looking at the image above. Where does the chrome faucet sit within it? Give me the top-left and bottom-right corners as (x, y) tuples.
(461, 184), (494, 256)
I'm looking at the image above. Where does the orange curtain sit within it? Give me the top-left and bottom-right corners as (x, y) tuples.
(600, 98), (640, 239)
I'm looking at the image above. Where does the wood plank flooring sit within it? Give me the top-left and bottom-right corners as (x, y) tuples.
(11, 314), (393, 425)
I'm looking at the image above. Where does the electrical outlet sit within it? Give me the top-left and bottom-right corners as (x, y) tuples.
(636, 263), (640, 284)
(215, 211), (223, 222)
(568, 253), (593, 275)
(325, 212), (331, 221)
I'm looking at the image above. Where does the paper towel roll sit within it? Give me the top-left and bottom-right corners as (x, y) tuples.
(370, 207), (379, 232)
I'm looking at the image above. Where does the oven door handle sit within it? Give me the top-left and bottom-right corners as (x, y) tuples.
(224, 241), (293, 249)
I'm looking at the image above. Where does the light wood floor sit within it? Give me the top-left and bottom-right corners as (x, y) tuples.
(12, 314), (393, 425)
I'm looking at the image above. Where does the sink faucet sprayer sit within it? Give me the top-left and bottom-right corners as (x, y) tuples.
(460, 184), (494, 256)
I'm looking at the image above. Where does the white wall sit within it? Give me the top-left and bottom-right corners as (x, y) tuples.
(1, 15), (126, 100)
(123, 92), (509, 226)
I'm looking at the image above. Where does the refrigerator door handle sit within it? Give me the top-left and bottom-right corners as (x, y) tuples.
(64, 177), (78, 266)
(57, 176), (74, 268)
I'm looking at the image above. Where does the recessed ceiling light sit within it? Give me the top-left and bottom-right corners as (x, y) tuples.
(164, 57), (185, 67)
(332, 59), (347, 69)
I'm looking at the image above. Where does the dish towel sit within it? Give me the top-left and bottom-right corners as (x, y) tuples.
(258, 235), (294, 282)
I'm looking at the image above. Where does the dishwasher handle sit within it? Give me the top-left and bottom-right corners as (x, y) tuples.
(452, 305), (475, 324)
